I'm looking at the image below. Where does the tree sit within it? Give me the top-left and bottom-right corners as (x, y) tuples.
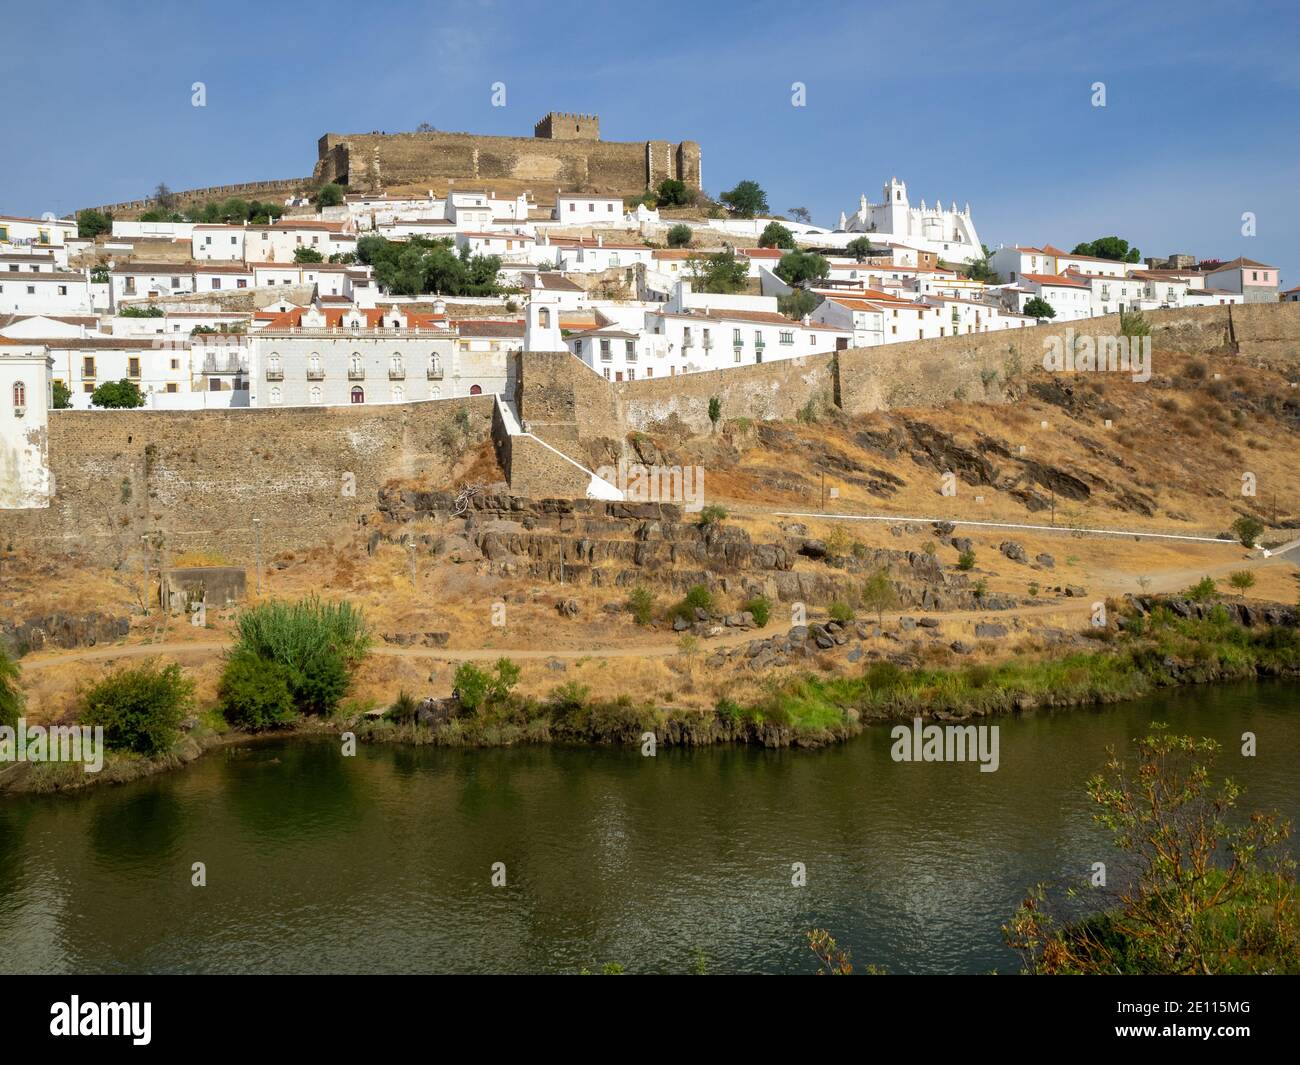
(1004, 727), (1299, 974)
(357, 235), (502, 297)
(788, 206), (812, 225)
(76, 209), (111, 240)
(719, 180), (769, 219)
(51, 380), (72, 409)
(316, 183), (344, 208)
(707, 396), (722, 428)
(688, 248), (749, 294)
(860, 570), (899, 625)
(845, 236), (875, 263)
(656, 178), (690, 207)
(1023, 296), (1055, 320)
(293, 246), (324, 263)
(218, 649), (298, 730)
(777, 289), (822, 320)
(807, 929), (854, 975)
(416, 121), (436, 132)
(774, 250), (829, 287)
(153, 183), (176, 210)
(666, 223), (692, 248)
(758, 221), (795, 250)
(1227, 570), (1256, 592)
(1232, 515), (1264, 548)
(966, 243), (1002, 284)
(91, 379), (145, 409)
(1072, 236), (1141, 264)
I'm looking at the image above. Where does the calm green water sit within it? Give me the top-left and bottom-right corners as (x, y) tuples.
(0, 682), (1296, 974)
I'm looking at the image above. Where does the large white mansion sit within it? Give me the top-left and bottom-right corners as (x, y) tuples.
(838, 177), (982, 264)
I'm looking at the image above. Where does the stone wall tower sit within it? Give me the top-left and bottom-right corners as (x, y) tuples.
(534, 112), (600, 141)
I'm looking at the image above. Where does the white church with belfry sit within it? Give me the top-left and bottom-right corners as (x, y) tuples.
(838, 177), (982, 264)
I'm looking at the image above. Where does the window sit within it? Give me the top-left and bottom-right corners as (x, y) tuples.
(128, 358), (140, 377)
(170, 358), (179, 370)
(12, 381), (26, 407)
(58, 285), (67, 296)
(26, 285), (34, 295)
(600, 339), (611, 360)
(538, 307), (550, 328)
(733, 328), (742, 345)
(779, 331), (794, 345)
(83, 356), (95, 377)
(573, 338), (583, 356)
(351, 386), (365, 404)
(212, 278), (221, 290)
(310, 385), (322, 404)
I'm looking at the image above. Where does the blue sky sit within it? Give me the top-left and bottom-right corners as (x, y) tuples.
(3, 0), (1298, 284)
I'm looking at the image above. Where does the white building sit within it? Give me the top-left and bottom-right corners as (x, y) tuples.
(554, 192), (625, 223)
(838, 178), (981, 264)
(0, 270), (92, 315)
(0, 214), (78, 252)
(0, 342), (54, 508)
(109, 263), (196, 308)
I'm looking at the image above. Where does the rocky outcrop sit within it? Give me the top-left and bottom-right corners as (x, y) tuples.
(1, 613), (130, 656)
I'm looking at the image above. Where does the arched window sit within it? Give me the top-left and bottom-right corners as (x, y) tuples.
(429, 352), (440, 374)
(430, 385), (441, 400)
(350, 353), (363, 374)
(269, 385), (282, 405)
(351, 386), (365, 404)
(308, 352), (322, 374)
(268, 352), (282, 373)
(310, 384), (322, 404)
(390, 352), (404, 374)
(538, 307), (550, 328)
(12, 381), (26, 407)
(469, 384), (482, 395)
(391, 383), (405, 404)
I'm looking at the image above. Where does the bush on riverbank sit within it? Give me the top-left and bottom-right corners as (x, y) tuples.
(1005, 727), (1299, 974)
(218, 649), (298, 730)
(0, 645), (22, 730)
(228, 596), (370, 717)
(80, 661), (195, 755)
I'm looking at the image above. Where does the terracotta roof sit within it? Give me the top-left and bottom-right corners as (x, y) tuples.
(1198, 257), (1276, 272)
(1020, 272), (1090, 289)
(452, 319), (525, 338)
(0, 270), (85, 282)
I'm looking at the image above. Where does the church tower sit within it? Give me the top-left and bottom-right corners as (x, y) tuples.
(523, 296), (565, 352)
(882, 176), (908, 236)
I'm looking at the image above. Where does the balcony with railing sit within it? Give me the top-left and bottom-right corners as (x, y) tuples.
(348, 366), (366, 380)
(388, 365), (406, 380)
(265, 366), (284, 380)
(306, 367), (326, 380)
(427, 365), (443, 379)
(203, 355), (249, 375)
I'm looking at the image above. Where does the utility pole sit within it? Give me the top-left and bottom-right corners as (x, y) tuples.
(820, 471), (826, 510)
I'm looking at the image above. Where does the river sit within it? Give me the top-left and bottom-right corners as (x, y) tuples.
(1, 681), (1295, 974)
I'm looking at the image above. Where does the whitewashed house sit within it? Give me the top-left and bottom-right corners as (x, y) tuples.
(0, 341), (54, 508)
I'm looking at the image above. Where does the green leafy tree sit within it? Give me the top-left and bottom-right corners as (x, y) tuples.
(775, 250), (829, 287)
(1072, 236), (1141, 264)
(91, 379), (145, 409)
(656, 178), (690, 207)
(708, 395), (722, 427)
(719, 180), (769, 219)
(778, 289), (822, 320)
(788, 206), (812, 225)
(758, 221), (796, 250)
(627, 586), (654, 626)
(688, 248), (749, 294)
(1227, 570), (1256, 592)
(80, 661), (194, 755)
(316, 182), (344, 208)
(293, 246), (324, 263)
(1023, 296), (1055, 320)
(666, 223), (692, 248)
(845, 236), (875, 262)
(966, 243), (1002, 283)
(76, 209), (112, 239)
(51, 380), (72, 409)
(860, 570), (898, 625)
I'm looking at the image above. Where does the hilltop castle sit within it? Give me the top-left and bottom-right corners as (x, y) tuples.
(315, 112), (701, 197)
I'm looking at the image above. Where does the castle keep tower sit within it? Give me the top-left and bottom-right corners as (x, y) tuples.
(533, 112), (600, 140)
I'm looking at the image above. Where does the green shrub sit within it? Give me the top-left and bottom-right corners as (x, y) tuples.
(218, 650), (297, 730)
(828, 601), (855, 623)
(957, 549), (976, 571)
(80, 661), (194, 755)
(0, 645), (23, 731)
(628, 586), (654, 626)
(232, 596), (370, 715)
(669, 584), (715, 623)
(386, 690), (419, 725)
(1185, 577), (1217, 602)
(1231, 516), (1264, 548)
(453, 658), (520, 715)
(1228, 570), (1256, 592)
(743, 596), (772, 627)
(698, 504), (727, 526)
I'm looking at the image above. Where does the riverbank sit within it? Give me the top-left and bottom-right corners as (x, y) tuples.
(3, 604), (1296, 796)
